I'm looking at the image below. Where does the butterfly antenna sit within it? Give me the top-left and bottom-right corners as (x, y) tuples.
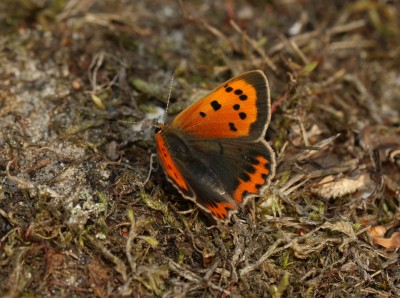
(163, 68), (176, 123)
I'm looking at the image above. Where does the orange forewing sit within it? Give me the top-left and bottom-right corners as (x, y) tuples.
(172, 73), (264, 139)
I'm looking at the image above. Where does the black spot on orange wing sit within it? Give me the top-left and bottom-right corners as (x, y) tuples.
(234, 89), (243, 95)
(210, 100), (221, 111)
(229, 122), (237, 132)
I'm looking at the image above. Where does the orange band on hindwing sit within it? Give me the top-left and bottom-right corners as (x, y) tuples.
(205, 201), (236, 219)
(233, 156), (270, 204)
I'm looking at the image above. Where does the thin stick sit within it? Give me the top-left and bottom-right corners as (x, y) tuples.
(143, 153), (157, 185)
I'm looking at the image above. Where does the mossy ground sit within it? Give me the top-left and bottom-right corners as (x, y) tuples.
(1, 1), (399, 297)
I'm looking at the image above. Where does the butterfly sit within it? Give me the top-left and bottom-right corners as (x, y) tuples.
(155, 70), (276, 220)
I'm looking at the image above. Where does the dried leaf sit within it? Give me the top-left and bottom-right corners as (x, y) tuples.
(372, 232), (400, 250)
(321, 220), (356, 239)
(311, 173), (372, 199)
(368, 225), (386, 237)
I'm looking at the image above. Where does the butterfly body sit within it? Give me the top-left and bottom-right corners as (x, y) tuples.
(156, 70), (275, 220)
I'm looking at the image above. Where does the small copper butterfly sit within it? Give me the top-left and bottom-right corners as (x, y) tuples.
(155, 70), (276, 220)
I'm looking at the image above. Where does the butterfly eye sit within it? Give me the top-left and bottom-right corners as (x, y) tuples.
(155, 127), (161, 133)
